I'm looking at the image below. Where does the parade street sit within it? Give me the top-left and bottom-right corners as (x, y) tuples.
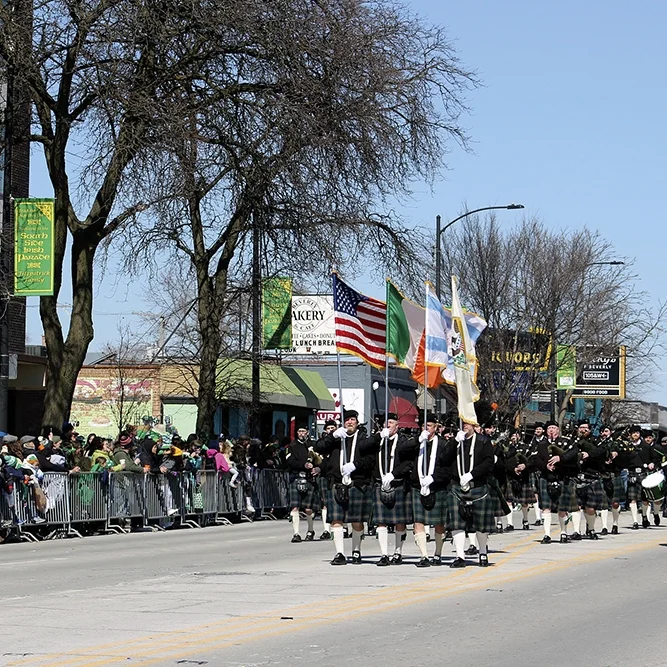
(1, 517), (666, 667)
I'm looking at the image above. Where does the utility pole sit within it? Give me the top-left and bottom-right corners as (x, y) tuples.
(250, 212), (261, 438)
(0, 61), (14, 432)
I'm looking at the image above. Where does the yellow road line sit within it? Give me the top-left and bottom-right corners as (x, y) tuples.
(65, 535), (665, 667)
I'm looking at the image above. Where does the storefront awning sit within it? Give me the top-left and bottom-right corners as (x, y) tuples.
(217, 360), (335, 411)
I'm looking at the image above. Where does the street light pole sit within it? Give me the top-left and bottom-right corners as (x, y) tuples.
(434, 204), (524, 299)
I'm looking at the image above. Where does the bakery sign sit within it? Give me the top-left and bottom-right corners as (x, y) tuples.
(290, 295), (336, 354)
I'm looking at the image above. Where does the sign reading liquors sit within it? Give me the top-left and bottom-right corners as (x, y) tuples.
(290, 295), (335, 354)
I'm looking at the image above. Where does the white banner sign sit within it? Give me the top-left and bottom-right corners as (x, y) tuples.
(290, 294), (336, 354)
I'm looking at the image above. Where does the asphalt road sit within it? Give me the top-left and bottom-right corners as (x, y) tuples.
(1, 513), (667, 667)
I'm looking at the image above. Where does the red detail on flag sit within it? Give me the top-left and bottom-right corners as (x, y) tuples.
(412, 330), (444, 388)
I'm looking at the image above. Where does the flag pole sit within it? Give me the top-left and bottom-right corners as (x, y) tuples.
(384, 279), (390, 421)
(423, 281), (428, 432)
(332, 272), (346, 428)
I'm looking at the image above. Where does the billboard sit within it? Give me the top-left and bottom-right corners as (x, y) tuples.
(570, 346), (626, 399)
(484, 328), (552, 372)
(290, 294), (336, 354)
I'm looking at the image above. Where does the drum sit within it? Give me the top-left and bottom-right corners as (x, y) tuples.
(641, 471), (666, 502)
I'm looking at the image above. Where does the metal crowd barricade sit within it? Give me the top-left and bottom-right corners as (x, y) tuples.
(43, 472), (77, 538)
(257, 469), (290, 519)
(143, 472), (180, 528)
(68, 472), (106, 536)
(107, 471), (147, 532)
(180, 470), (218, 527)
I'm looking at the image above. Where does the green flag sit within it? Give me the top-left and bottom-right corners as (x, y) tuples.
(14, 198), (55, 296)
(386, 280), (424, 370)
(262, 277), (292, 349)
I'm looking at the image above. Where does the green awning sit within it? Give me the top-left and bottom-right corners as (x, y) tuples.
(216, 359), (335, 410)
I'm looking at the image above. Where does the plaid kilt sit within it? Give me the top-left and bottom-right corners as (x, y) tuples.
(575, 477), (606, 511)
(510, 478), (536, 506)
(626, 471), (647, 503)
(411, 487), (448, 526)
(326, 484), (372, 523)
(446, 483), (497, 533)
(538, 477), (579, 513)
(372, 484), (413, 526)
(288, 479), (321, 512)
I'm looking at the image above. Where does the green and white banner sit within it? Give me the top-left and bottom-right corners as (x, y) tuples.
(14, 198), (55, 296)
(262, 277), (292, 349)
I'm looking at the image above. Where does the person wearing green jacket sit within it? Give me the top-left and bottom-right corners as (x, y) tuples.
(112, 433), (143, 473)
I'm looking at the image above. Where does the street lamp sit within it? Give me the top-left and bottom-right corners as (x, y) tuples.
(434, 204), (525, 298)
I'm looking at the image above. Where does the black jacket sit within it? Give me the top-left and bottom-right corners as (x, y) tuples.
(364, 433), (415, 486)
(403, 434), (453, 492)
(445, 433), (494, 485)
(315, 430), (376, 487)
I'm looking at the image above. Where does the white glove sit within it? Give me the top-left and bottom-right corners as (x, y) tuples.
(455, 430), (466, 442)
(341, 462), (356, 476)
(333, 427), (347, 440)
(419, 430), (430, 443)
(460, 472), (473, 487)
(380, 428), (390, 439)
(420, 485), (431, 497)
(421, 474), (434, 487)
(381, 473), (394, 490)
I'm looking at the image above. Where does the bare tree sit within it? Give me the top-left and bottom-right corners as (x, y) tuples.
(0, 0), (248, 427)
(441, 214), (667, 424)
(117, 0), (478, 437)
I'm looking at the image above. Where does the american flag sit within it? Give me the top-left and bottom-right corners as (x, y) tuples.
(332, 274), (386, 368)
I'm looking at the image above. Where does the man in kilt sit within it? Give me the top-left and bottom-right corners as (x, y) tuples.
(405, 414), (451, 568)
(505, 430), (537, 530)
(611, 425), (658, 530)
(529, 422), (547, 525)
(573, 419), (607, 541)
(445, 419), (496, 568)
(597, 425), (620, 534)
(315, 410), (375, 565)
(285, 426), (321, 543)
(365, 413), (414, 566)
(537, 421), (579, 544)
(316, 420), (338, 540)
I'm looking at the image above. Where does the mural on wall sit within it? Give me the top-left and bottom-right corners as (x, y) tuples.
(71, 377), (154, 436)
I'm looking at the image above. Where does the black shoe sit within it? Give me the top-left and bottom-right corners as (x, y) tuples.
(479, 553), (489, 567)
(522, 521), (530, 530)
(350, 550), (362, 564)
(430, 555), (442, 566)
(534, 519), (543, 526)
(390, 554), (403, 565)
(654, 514), (661, 526)
(541, 535), (552, 544)
(570, 532), (582, 541)
(496, 522), (503, 533)
(376, 555), (390, 567)
(304, 531), (315, 541)
(367, 527), (377, 537)
(505, 525), (515, 532)
(450, 557), (466, 569)
(291, 534), (302, 543)
(611, 525), (618, 534)
(588, 531), (599, 540)
(601, 527), (609, 535)
(426, 533), (432, 542)
(319, 531), (331, 540)
(331, 553), (347, 565)
(445, 530), (452, 541)
(642, 517), (651, 529)
(632, 522), (639, 530)
(343, 530), (351, 539)
(416, 557), (431, 568)
(465, 545), (478, 556)
(560, 533), (570, 544)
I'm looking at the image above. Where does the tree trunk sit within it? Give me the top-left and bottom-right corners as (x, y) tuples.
(195, 276), (223, 440)
(41, 227), (96, 428)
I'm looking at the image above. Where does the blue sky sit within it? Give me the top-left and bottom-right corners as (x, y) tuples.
(26, 2), (667, 399)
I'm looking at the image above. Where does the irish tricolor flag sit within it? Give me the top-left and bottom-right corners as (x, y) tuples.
(385, 280), (424, 370)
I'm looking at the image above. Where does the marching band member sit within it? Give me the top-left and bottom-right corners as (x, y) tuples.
(366, 413), (415, 565)
(317, 419), (338, 540)
(315, 410), (376, 565)
(405, 414), (451, 567)
(445, 418), (496, 568)
(286, 425), (321, 543)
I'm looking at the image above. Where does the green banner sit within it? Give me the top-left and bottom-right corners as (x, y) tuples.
(262, 277), (292, 349)
(556, 344), (576, 389)
(14, 198), (55, 296)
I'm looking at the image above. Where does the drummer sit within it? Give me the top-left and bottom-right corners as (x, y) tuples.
(645, 431), (667, 525)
